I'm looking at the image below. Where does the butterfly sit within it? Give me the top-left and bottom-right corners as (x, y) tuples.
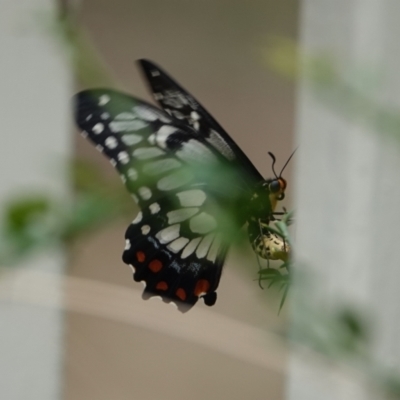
(74, 59), (291, 311)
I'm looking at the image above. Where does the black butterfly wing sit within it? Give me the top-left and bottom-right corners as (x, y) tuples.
(123, 197), (229, 311)
(75, 89), (245, 311)
(139, 59), (263, 184)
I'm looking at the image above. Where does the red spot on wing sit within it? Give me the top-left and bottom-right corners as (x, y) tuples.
(156, 281), (168, 291)
(175, 288), (186, 301)
(136, 251), (145, 262)
(149, 259), (163, 273)
(194, 279), (210, 296)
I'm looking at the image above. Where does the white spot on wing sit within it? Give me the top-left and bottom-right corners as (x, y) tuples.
(149, 295), (163, 302)
(115, 112), (136, 120)
(118, 151), (129, 164)
(99, 95), (110, 106)
(93, 123), (104, 134)
(138, 186), (152, 200)
(196, 233), (215, 258)
(127, 168), (138, 180)
(110, 159), (117, 167)
(143, 158), (181, 175)
(162, 91), (187, 108)
(141, 225), (150, 235)
(156, 224), (180, 244)
(149, 202), (160, 214)
(129, 264), (136, 273)
(110, 120), (148, 133)
(207, 234), (222, 262)
(190, 212), (217, 234)
(167, 208), (199, 224)
(81, 130), (88, 138)
(176, 190), (206, 207)
(101, 112), (110, 120)
(172, 110), (185, 119)
(151, 70), (160, 77)
(191, 111), (200, 120)
(121, 134), (142, 146)
(176, 139), (217, 164)
(158, 125), (178, 136)
(158, 114), (172, 124)
(181, 237), (202, 259)
(132, 211), (143, 224)
(133, 105), (158, 121)
(157, 170), (193, 191)
(155, 126), (178, 148)
(167, 237), (189, 253)
(206, 129), (236, 160)
(96, 144), (104, 152)
(133, 147), (165, 160)
(105, 136), (118, 149)
(125, 239), (131, 250)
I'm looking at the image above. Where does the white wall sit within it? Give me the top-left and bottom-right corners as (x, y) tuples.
(288, 1), (400, 399)
(0, 1), (71, 399)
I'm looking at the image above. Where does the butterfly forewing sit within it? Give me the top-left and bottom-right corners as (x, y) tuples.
(74, 89), (245, 310)
(139, 59), (263, 184)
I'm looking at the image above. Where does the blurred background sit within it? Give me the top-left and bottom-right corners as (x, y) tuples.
(5, 1), (400, 399)
(1, 1), (297, 399)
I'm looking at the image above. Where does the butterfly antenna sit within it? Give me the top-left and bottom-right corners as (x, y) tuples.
(268, 152), (279, 179)
(279, 147), (298, 177)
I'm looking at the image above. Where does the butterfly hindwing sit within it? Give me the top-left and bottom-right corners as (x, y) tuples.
(74, 89), (241, 310)
(123, 202), (228, 310)
(121, 181), (231, 311)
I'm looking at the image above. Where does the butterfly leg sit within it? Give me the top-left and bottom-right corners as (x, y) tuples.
(271, 211), (286, 222)
(256, 255), (267, 289)
(256, 219), (270, 289)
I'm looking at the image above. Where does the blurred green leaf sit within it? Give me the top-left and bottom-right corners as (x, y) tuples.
(265, 36), (400, 141)
(5, 197), (50, 235)
(264, 36), (298, 80)
(258, 268), (281, 276)
(278, 284), (289, 314)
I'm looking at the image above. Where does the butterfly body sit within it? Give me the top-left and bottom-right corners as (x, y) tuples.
(74, 60), (289, 311)
(244, 175), (289, 257)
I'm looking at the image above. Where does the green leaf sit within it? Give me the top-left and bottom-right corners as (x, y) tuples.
(278, 284), (290, 314)
(5, 197), (50, 235)
(279, 261), (290, 269)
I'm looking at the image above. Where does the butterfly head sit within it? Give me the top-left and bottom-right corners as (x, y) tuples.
(265, 150), (296, 210)
(266, 176), (287, 201)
